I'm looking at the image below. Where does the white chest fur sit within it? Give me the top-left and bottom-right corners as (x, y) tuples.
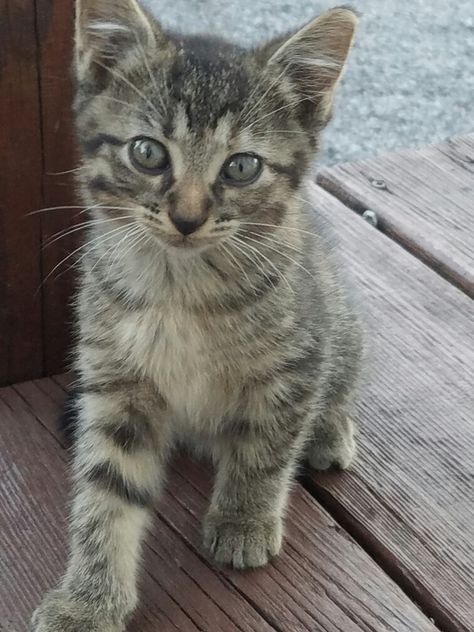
(116, 306), (236, 425)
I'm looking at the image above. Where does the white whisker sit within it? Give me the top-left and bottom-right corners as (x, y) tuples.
(240, 221), (320, 240)
(242, 233), (312, 278)
(105, 224), (145, 274)
(46, 165), (88, 176)
(231, 235), (294, 293)
(43, 216), (137, 249)
(37, 223), (136, 293)
(243, 230), (305, 256)
(94, 60), (161, 120)
(218, 241), (254, 291)
(240, 64), (289, 126)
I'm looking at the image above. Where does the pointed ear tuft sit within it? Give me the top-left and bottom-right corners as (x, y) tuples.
(74, 0), (158, 79)
(258, 7), (357, 124)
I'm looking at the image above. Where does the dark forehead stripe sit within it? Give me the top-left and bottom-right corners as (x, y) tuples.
(267, 151), (307, 190)
(87, 175), (134, 196)
(166, 32), (251, 130)
(81, 133), (124, 156)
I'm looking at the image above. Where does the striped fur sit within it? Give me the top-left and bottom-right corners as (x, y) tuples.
(32, 2), (362, 631)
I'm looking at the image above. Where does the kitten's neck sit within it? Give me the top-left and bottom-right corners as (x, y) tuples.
(86, 231), (295, 313)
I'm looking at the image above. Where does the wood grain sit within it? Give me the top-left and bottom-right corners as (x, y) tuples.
(304, 183), (474, 632)
(0, 0), (44, 384)
(317, 134), (474, 298)
(3, 377), (440, 632)
(35, 0), (79, 375)
(165, 458), (439, 632)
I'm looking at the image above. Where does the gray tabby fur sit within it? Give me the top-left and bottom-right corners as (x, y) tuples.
(32, 1), (363, 629)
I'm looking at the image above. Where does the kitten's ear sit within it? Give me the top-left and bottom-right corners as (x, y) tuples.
(74, 0), (162, 79)
(258, 7), (357, 125)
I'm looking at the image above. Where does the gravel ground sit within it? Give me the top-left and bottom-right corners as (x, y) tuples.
(145, 0), (474, 165)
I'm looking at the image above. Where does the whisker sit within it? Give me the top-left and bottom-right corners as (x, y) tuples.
(218, 241), (254, 290)
(42, 215), (137, 249)
(93, 60), (162, 120)
(241, 234), (312, 279)
(240, 93), (318, 136)
(243, 230), (305, 256)
(92, 229), (141, 278)
(78, 224), (138, 277)
(46, 165), (88, 176)
(105, 224), (145, 274)
(119, 228), (150, 268)
(251, 129), (308, 138)
(230, 235), (294, 293)
(27, 203), (102, 217)
(28, 204), (138, 217)
(239, 64), (289, 126)
(41, 224), (134, 289)
(133, 30), (166, 114)
(37, 223), (136, 294)
(240, 221), (320, 240)
(239, 96), (300, 135)
(226, 238), (270, 289)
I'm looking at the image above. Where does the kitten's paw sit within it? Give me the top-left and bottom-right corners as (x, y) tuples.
(203, 514), (283, 569)
(307, 425), (356, 471)
(31, 590), (124, 632)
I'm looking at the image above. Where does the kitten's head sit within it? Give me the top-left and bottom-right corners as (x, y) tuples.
(74, 0), (356, 253)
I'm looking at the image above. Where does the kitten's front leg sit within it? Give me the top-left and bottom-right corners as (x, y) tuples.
(32, 384), (167, 632)
(204, 411), (308, 569)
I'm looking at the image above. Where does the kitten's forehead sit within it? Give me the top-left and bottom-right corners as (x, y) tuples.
(168, 104), (235, 178)
(165, 33), (252, 131)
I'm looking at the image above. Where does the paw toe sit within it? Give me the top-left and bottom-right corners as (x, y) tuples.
(204, 515), (282, 569)
(308, 435), (356, 471)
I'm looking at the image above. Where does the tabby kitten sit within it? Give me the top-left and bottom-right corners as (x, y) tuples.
(32, 1), (363, 630)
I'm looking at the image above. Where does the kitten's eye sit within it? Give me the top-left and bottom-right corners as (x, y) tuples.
(129, 137), (170, 174)
(221, 153), (262, 186)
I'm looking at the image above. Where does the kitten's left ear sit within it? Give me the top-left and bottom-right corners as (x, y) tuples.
(74, 0), (163, 80)
(257, 7), (357, 125)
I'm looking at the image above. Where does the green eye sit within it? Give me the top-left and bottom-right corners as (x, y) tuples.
(221, 153), (262, 185)
(129, 137), (170, 174)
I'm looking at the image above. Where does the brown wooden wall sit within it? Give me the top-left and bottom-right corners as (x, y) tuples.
(1, 0), (78, 385)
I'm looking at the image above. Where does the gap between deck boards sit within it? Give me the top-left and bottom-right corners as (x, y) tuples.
(299, 476), (449, 632)
(315, 173), (473, 301)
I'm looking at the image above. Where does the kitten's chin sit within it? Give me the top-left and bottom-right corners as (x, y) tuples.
(150, 231), (219, 255)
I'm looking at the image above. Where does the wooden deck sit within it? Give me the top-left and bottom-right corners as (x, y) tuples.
(1, 135), (473, 632)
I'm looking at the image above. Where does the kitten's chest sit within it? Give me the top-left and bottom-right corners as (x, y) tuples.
(116, 307), (233, 420)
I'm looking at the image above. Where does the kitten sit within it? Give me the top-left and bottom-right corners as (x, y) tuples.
(32, 1), (363, 630)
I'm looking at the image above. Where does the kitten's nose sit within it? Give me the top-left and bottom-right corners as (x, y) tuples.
(169, 213), (206, 236)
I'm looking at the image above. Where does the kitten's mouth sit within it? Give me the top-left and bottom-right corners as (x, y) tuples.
(158, 232), (217, 252)
(168, 236), (197, 249)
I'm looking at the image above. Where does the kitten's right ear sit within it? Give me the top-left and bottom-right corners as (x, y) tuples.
(256, 7), (357, 127)
(74, 0), (163, 81)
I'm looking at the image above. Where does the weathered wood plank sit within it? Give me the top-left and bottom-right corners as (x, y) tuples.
(0, 0), (44, 384)
(317, 134), (474, 297)
(0, 387), (274, 632)
(4, 378), (440, 632)
(165, 458), (439, 632)
(305, 183), (474, 632)
(35, 0), (79, 375)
